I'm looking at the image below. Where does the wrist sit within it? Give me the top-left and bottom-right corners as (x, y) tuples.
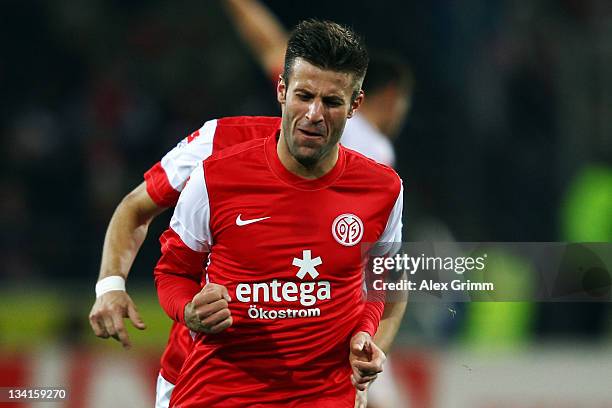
(95, 276), (126, 298)
(181, 300), (195, 325)
(353, 323), (376, 339)
(351, 330), (372, 344)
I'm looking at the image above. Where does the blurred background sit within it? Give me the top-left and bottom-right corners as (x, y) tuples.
(1, 0), (611, 407)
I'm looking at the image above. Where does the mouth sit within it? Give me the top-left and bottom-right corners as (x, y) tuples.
(297, 128), (325, 139)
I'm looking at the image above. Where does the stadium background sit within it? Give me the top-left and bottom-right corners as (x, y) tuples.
(1, 1), (611, 407)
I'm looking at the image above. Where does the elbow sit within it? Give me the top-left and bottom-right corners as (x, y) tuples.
(119, 190), (158, 228)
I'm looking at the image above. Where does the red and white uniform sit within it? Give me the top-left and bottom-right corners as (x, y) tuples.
(144, 117), (281, 389)
(154, 127), (403, 407)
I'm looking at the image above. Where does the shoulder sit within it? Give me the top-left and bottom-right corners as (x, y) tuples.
(206, 136), (268, 165)
(215, 116), (281, 135)
(342, 146), (402, 195)
(183, 116), (280, 147)
(201, 136), (269, 191)
(210, 116), (281, 151)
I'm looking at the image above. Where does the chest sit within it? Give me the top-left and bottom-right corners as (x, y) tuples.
(207, 183), (387, 281)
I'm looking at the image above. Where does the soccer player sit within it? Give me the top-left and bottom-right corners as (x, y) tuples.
(153, 19), (403, 407)
(223, 1), (412, 405)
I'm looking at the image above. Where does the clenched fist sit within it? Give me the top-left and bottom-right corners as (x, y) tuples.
(349, 331), (386, 391)
(184, 283), (233, 334)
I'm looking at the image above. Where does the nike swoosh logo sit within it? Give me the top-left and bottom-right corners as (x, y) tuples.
(235, 214), (271, 227)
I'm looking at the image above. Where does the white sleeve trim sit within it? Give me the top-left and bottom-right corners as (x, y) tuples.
(160, 119), (217, 192)
(169, 163), (212, 252)
(371, 181), (403, 256)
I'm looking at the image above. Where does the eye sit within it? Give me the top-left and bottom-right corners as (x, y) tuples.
(325, 99), (343, 108)
(296, 93), (311, 101)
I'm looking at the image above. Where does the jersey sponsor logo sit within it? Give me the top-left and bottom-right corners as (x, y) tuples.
(332, 213), (364, 246)
(235, 214), (271, 226)
(236, 250), (330, 320)
(292, 249), (321, 279)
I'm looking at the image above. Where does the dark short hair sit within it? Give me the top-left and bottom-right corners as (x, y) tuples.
(283, 19), (369, 94)
(362, 52), (414, 96)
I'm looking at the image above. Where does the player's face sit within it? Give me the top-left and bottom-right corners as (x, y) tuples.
(278, 58), (364, 168)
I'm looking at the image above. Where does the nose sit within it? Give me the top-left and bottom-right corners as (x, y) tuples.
(305, 100), (324, 123)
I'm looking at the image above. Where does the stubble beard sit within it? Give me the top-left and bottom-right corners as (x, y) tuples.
(290, 142), (324, 168)
(282, 120), (326, 169)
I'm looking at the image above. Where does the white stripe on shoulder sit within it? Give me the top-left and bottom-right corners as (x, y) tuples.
(161, 119), (218, 192)
(169, 163), (212, 253)
(371, 180), (403, 256)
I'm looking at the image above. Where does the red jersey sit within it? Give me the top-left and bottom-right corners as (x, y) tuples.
(144, 116), (281, 383)
(154, 128), (403, 407)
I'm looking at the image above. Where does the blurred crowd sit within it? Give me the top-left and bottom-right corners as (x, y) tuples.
(2, 1), (278, 283)
(1, 1), (610, 342)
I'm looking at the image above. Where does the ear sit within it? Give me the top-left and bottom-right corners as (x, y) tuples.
(277, 75), (287, 104)
(347, 89), (365, 118)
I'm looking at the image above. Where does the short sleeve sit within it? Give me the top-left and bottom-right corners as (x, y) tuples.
(371, 180), (403, 256)
(169, 162), (213, 252)
(144, 119), (218, 207)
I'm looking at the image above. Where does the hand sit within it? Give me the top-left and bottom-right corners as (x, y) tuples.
(349, 331), (386, 391)
(354, 388), (368, 408)
(89, 291), (146, 349)
(184, 283), (233, 334)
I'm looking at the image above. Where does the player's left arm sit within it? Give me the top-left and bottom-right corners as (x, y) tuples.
(349, 294), (407, 391)
(350, 179), (405, 390)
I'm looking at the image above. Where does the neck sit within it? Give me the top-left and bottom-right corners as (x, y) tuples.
(276, 131), (339, 179)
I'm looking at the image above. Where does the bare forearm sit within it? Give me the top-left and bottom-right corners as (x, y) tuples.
(223, 0), (287, 76)
(374, 300), (407, 354)
(98, 206), (148, 280)
(90, 183), (163, 346)
(97, 182), (166, 281)
(91, 201), (152, 349)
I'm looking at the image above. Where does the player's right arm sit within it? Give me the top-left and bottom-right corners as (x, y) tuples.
(154, 162), (232, 334)
(88, 183), (166, 349)
(223, 0), (287, 78)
